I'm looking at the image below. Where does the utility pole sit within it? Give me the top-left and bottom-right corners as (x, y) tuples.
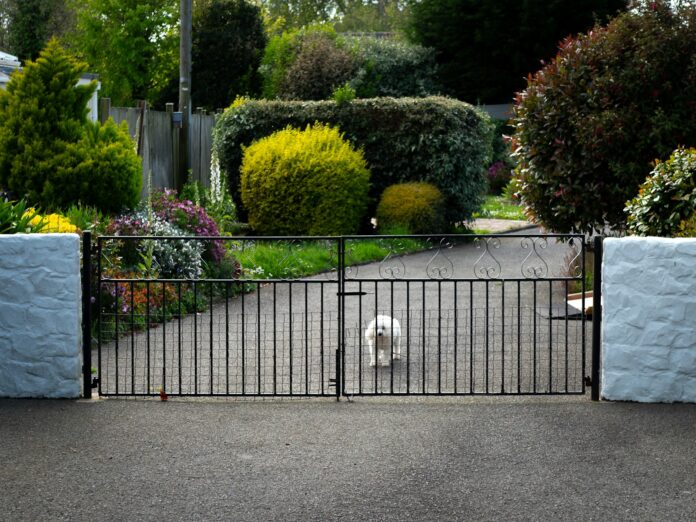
(177, 0), (192, 192)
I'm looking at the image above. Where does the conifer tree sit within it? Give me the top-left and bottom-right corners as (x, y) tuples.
(0, 39), (141, 212)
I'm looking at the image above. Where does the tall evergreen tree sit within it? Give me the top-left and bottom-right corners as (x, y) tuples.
(0, 40), (141, 211)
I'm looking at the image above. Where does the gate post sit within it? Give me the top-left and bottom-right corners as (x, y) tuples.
(591, 236), (603, 401)
(82, 231), (93, 399)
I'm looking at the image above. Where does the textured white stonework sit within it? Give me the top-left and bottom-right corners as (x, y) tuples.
(602, 237), (696, 403)
(0, 234), (82, 398)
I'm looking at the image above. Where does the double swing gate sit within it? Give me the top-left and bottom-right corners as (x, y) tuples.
(88, 233), (596, 399)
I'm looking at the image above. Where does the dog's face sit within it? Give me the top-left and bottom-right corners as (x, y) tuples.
(366, 316), (400, 341)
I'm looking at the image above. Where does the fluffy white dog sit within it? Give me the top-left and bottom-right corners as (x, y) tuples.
(365, 315), (401, 367)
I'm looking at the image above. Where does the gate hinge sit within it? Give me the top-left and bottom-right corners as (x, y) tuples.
(584, 376), (592, 387)
(92, 377), (100, 389)
(336, 291), (368, 297)
(328, 378), (337, 387)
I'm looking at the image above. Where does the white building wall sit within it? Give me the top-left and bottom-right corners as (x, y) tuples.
(0, 234), (82, 398)
(602, 237), (696, 403)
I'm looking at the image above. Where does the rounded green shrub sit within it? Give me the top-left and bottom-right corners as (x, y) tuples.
(625, 147), (696, 236)
(240, 123), (370, 235)
(512, 2), (696, 233)
(376, 182), (446, 234)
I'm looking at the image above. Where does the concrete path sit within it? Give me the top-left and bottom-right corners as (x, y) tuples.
(1, 397), (695, 521)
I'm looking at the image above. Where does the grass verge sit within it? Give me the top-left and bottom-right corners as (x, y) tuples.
(474, 196), (526, 221)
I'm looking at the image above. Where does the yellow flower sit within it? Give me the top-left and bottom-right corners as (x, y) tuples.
(23, 210), (78, 233)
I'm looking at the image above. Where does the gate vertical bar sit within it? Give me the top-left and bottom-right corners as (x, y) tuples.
(591, 236), (603, 401)
(337, 237), (344, 401)
(81, 231), (92, 398)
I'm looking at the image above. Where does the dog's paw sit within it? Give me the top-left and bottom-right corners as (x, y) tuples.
(379, 360), (391, 367)
(392, 353), (401, 360)
(369, 360), (376, 367)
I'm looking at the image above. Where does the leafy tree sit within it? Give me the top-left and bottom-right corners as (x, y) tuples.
(67, 0), (178, 106)
(0, 0), (73, 61)
(334, 0), (415, 33)
(512, 1), (696, 233)
(0, 40), (141, 212)
(0, 1), (12, 51)
(407, 0), (628, 103)
(258, 0), (337, 30)
(192, 0), (266, 109)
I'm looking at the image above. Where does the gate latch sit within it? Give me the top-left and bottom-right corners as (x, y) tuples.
(336, 291), (368, 297)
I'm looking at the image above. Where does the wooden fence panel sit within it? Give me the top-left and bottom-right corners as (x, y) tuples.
(107, 104), (216, 196)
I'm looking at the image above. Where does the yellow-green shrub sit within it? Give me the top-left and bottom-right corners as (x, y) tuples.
(376, 182), (446, 234)
(240, 123), (370, 235)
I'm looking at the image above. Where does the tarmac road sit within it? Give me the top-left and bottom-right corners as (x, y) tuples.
(1, 396), (695, 521)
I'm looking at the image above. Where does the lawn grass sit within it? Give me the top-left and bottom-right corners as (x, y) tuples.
(234, 236), (428, 279)
(473, 195), (526, 221)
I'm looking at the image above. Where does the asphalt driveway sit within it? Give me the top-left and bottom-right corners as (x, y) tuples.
(1, 396), (695, 521)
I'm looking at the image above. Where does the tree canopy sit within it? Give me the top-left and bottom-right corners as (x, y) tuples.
(407, 0), (628, 103)
(67, 0), (179, 106)
(0, 0), (73, 61)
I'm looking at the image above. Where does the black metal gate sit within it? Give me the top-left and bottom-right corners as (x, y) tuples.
(86, 233), (594, 399)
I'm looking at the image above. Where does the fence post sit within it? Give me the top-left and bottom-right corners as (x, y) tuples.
(591, 236), (603, 401)
(98, 98), (111, 124)
(82, 231), (93, 399)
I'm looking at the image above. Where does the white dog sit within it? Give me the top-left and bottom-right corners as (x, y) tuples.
(365, 315), (401, 367)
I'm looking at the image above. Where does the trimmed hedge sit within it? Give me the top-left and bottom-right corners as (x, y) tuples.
(214, 96), (493, 225)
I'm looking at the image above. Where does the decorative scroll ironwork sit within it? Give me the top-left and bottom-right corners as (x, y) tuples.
(561, 237), (583, 279)
(521, 237), (549, 279)
(378, 251), (407, 279)
(473, 237), (502, 279)
(425, 238), (455, 280)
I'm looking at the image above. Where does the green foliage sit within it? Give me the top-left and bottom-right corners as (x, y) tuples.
(332, 82), (356, 105)
(407, 0), (627, 103)
(67, 0), (178, 106)
(181, 180), (240, 236)
(281, 31), (356, 100)
(345, 36), (440, 98)
(376, 182), (446, 234)
(625, 148), (696, 237)
(215, 96), (493, 225)
(0, 198), (46, 234)
(0, 41), (141, 213)
(676, 213), (696, 238)
(260, 27), (439, 101)
(62, 203), (108, 234)
(473, 195), (526, 221)
(59, 119), (142, 213)
(258, 0), (415, 32)
(259, 25), (340, 99)
(512, 1), (696, 233)
(191, 0), (267, 109)
(240, 122), (370, 235)
(333, 0), (415, 33)
(4, 0), (71, 61)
